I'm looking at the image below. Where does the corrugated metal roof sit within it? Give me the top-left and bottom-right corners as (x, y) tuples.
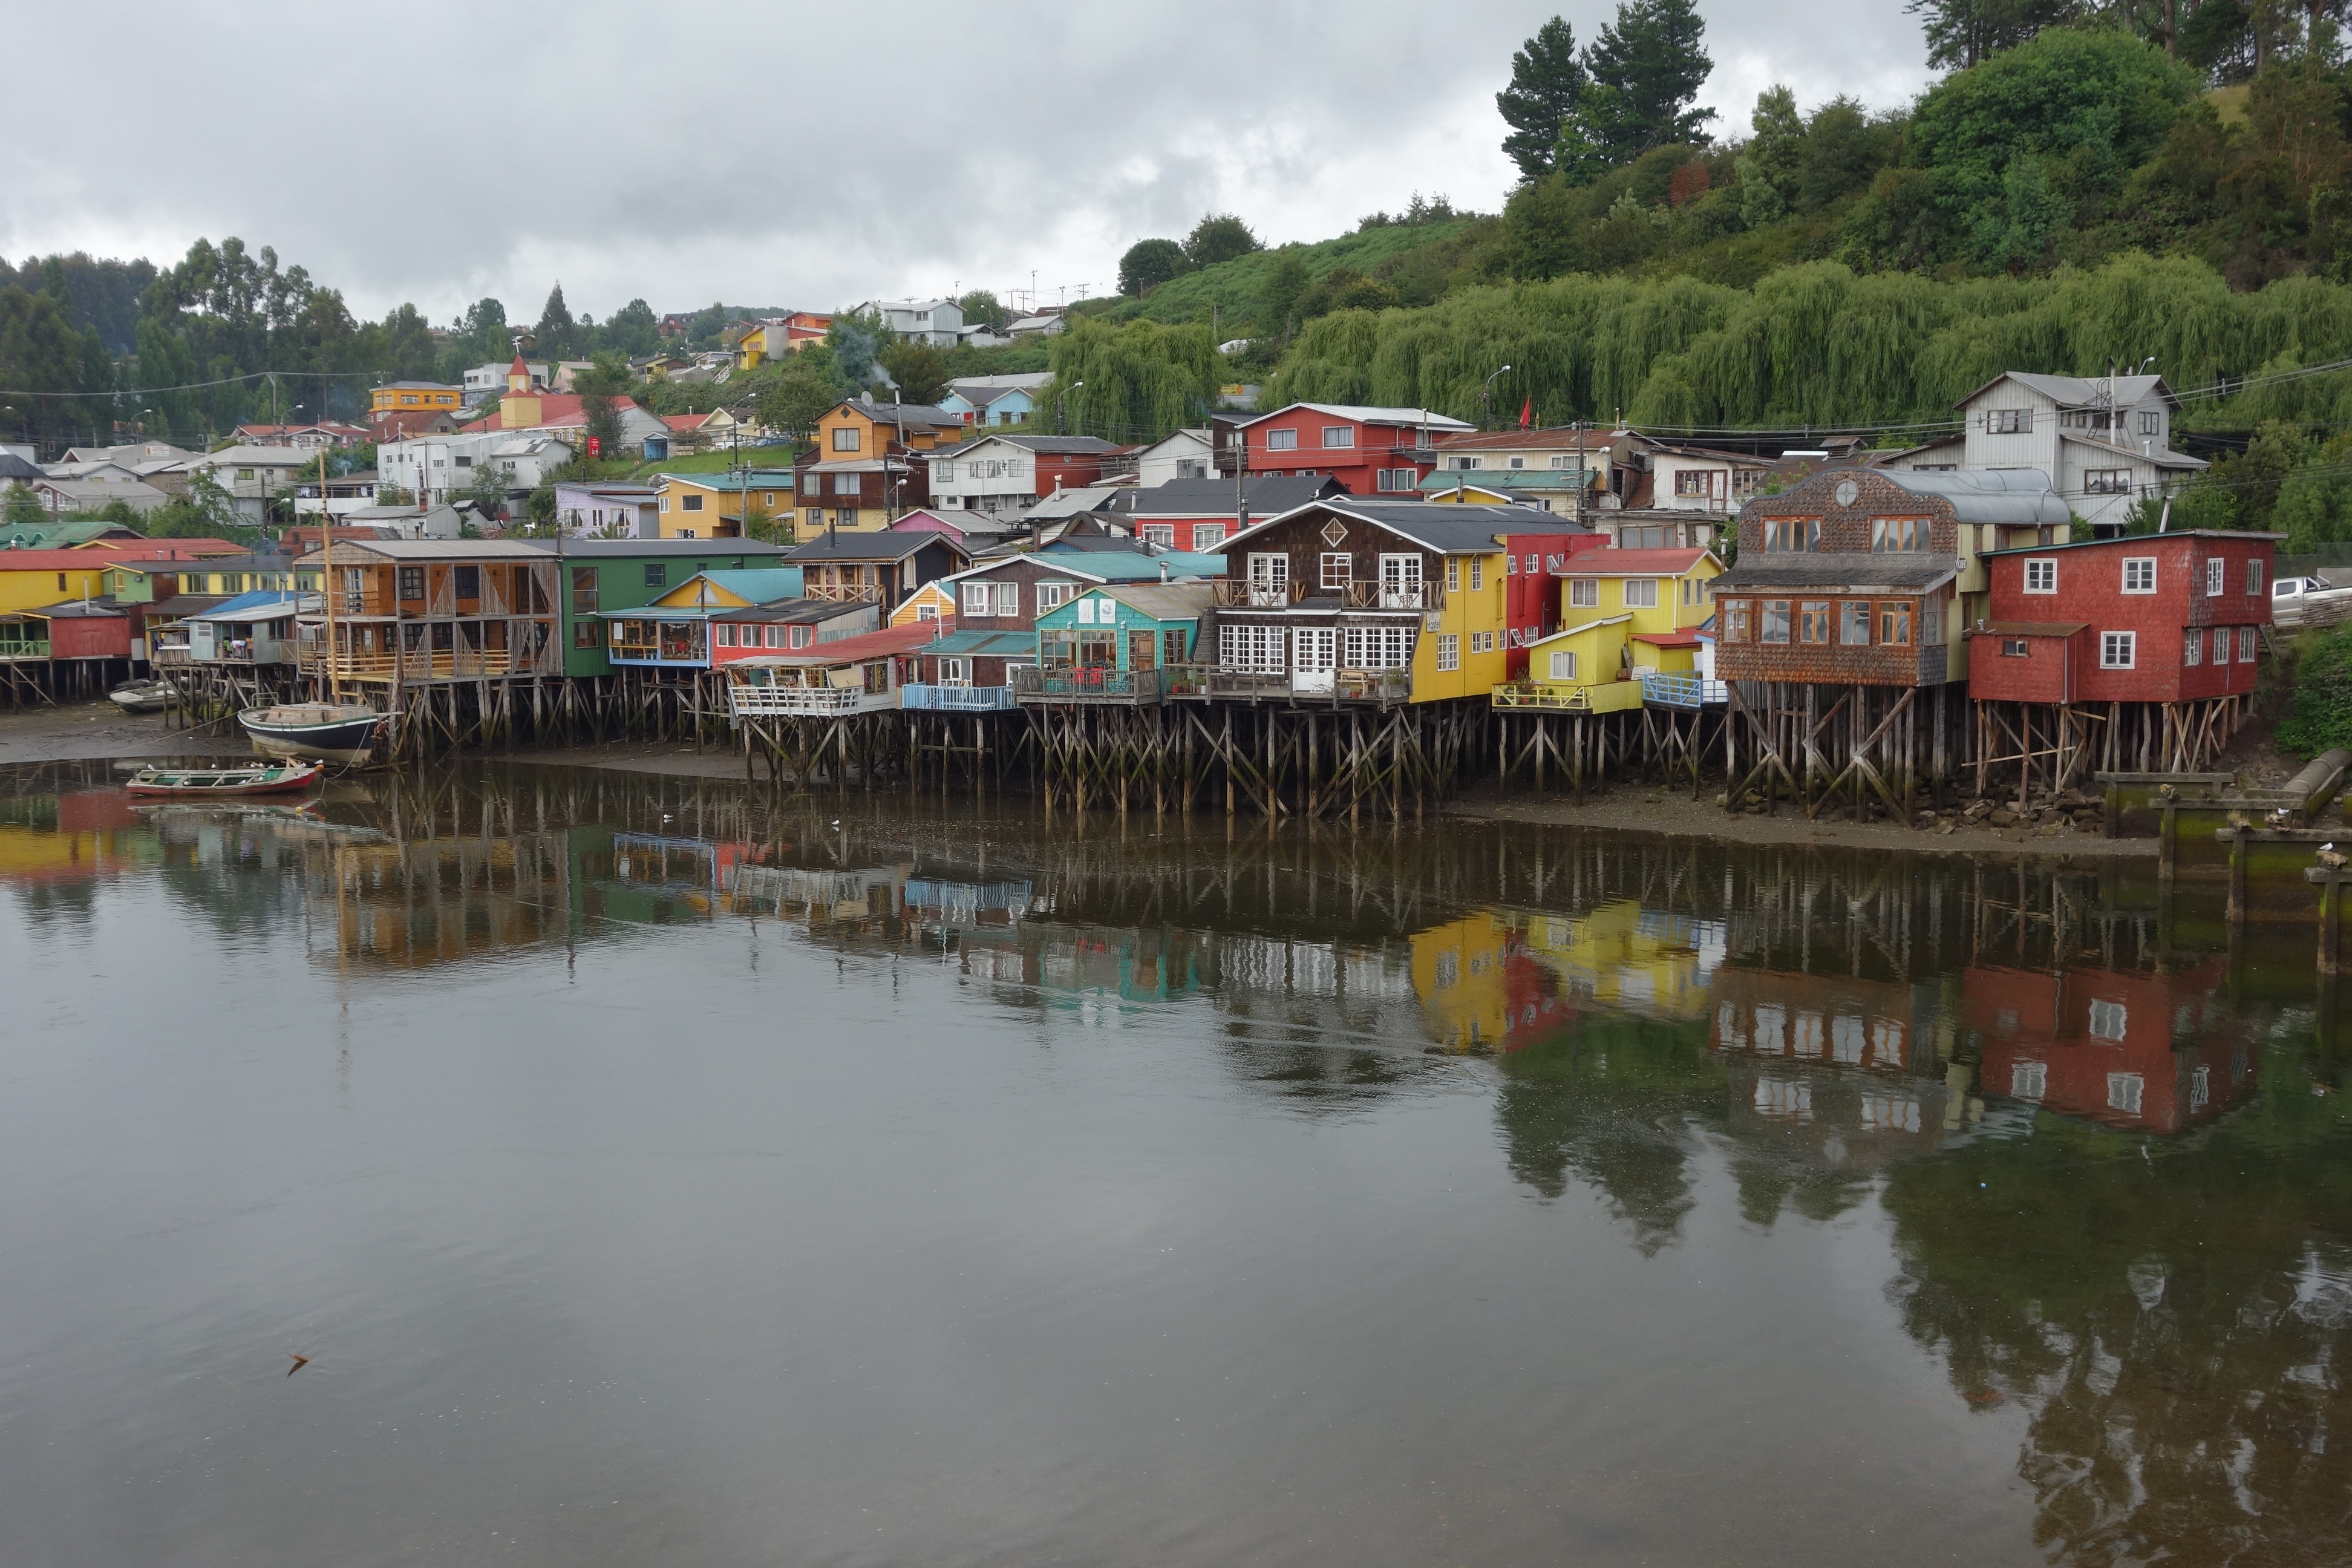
(1076, 583), (1214, 621)
(1865, 468), (2074, 524)
(1713, 553), (1959, 592)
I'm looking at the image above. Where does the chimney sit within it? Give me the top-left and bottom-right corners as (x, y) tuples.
(1159, 558), (1170, 583)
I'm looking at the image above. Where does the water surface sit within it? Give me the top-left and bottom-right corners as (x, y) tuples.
(2, 760), (2346, 1567)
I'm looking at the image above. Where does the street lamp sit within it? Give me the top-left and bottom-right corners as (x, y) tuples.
(1483, 364), (1513, 431)
(1058, 381), (1085, 436)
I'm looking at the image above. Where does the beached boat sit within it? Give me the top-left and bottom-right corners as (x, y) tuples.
(108, 679), (172, 714)
(239, 702), (385, 766)
(126, 760), (324, 799)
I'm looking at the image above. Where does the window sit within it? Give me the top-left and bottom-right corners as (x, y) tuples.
(1264, 428), (1298, 451)
(1320, 425), (1354, 449)
(2100, 630), (2136, 668)
(2184, 628), (2201, 665)
(1320, 552), (1352, 589)
(2024, 558), (2057, 593)
(1475, 631), (1500, 653)
(682, 494), (705, 512)
(2106, 1073), (2145, 1115)
(1986, 408), (2032, 433)
(837, 509), (857, 529)
(1505, 554), (1518, 575)
(1376, 468), (1416, 491)
(1762, 600), (1791, 644)
(790, 624), (813, 649)
(1842, 601), (1872, 644)
(1445, 558), (1461, 592)
(573, 621), (600, 650)
(1624, 578), (1659, 609)
(1192, 524), (1224, 550)
(676, 528), (697, 539)
(2002, 638), (2029, 657)
(1763, 517), (1820, 552)
(1246, 553), (1290, 599)
(571, 566), (599, 614)
(716, 624), (735, 648)
(2122, 557), (2156, 593)
(396, 566), (425, 600)
(2206, 557), (2224, 596)
(1723, 601), (1751, 642)
(1871, 518), (1926, 552)
(1800, 601), (1831, 644)
(832, 474), (859, 495)
(805, 508), (823, 531)
(454, 564), (480, 599)
(832, 426), (860, 452)
(2239, 625), (2256, 661)
(1436, 633), (1459, 671)
(2011, 1061), (2047, 1100)
(1338, 626), (1406, 668)
(1036, 581), (1073, 612)
(1139, 524), (1175, 549)
(1468, 559), (1484, 591)
(1674, 469), (1713, 497)
(993, 583), (1019, 617)
(1549, 649), (1579, 680)
(2247, 558), (2264, 595)
(1569, 578), (1598, 608)
(803, 473), (822, 494)
(962, 583), (993, 618)
(2084, 469), (2132, 495)
(763, 624), (788, 648)
(1880, 603), (1912, 645)
(454, 454), (473, 469)
(2140, 410), (2161, 436)
(1220, 623), (1287, 672)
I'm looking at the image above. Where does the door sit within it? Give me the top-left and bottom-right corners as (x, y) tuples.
(1292, 627), (1336, 694)
(1128, 630), (1157, 670)
(1379, 554), (1423, 609)
(1247, 552), (1290, 606)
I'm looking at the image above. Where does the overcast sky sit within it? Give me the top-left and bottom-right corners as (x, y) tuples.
(4, 2), (1936, 328)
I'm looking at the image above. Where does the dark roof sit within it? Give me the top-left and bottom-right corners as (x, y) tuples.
(1713, 553), (1960, 592)
(148, 593), (230, 617)
(1223, 498), (1592, 556)
(1115, 475), (1344, 516)
(531, 538), (792, 559)
(944, 434), (1122, 457)
(840, 397), (965, 430)
(783, 531), (965, 564)
(0, 453), (43, 481)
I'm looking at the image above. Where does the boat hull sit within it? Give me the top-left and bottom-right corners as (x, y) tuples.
(239, 704), (385, 767)
(128, 762), (324, 798)
(109, 683), (171, 714)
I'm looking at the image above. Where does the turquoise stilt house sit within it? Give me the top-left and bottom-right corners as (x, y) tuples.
(1020, 581), (1212, 703)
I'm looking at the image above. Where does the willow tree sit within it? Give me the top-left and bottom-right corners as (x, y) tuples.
(1042, 318), (1224, 443)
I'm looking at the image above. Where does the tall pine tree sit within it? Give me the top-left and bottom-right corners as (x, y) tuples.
(1580, 0), (1716, 162)
(1497, 17), (1589, 183)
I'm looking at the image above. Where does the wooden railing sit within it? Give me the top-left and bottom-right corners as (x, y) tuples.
(805, 583), (883, 603)
(1342, 580), (1440, 611)
(1013, 665), (1168, 704)
(296, 643), (547, 682)
(903, 683), (1018, 711)
(1492, 682), (1594, 711)
(1212, 580), (1305, 608)
(728, 684), (894, 717)
(0, 638), (51, 662)
(1640, 673), (1730, 708)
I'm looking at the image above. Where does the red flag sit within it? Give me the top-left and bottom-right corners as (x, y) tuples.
(1518, 397), (1533, 430)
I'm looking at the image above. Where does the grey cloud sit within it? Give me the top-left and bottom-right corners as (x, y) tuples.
(1, 1), (1932, 324)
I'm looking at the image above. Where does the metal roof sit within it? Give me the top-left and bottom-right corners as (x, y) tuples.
(1063, 582), (1215, 621)
(1860, 468), (2075, 525)
(181, 590), (316, 622)
(1712, 554), (1961, 592)
(1217, 498), (1591, 557)
(1233, 402), (1476, 431)
(534, 539), (790, 559)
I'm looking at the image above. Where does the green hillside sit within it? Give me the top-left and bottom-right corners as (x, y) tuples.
(1097, 217), (1495, 331)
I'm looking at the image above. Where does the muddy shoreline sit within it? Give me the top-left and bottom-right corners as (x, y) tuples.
(5, 702), (2153, 860)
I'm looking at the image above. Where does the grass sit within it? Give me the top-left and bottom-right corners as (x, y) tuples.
(1096, 218), (1488, 329)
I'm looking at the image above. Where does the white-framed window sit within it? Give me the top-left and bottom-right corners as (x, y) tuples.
(1375, 468), (1416, 491)
(1320, 552), (1352, 589)
(1035, 581), (1073, 612)
(2239, 625), (2256, 661)
(1436, 633), (1459, 671)
(1549, 649), (1579, 679)
(2140, 410), (2161, 436)
(2084, 469), (2132, 495)
(992, 583), (1019, 616)
(1505, 554), (1519, 575)
(1445, 557), (1461, 592)
(1986, 408), (2032, 433)
(1454, 456), (1482, 470)
(2184, 628), (2200, 665)
(1138, 524), (1174, 549)
(2247, 558), (2264, 595)
(2024, 558), (2057, 593)
(2001, 638), (2029, 657)
(1569, 578), (1598, 608)
(2122, 557), (2156, 593)
(1843, 601), (1872, 644)
(2011, 1061), (2047, 1100)
(1220, 622), (1287, 671)
(2106, 1073), (2145, 1115)
(1344, 625), (1413, 668)
(961, 582), (993, 618)
(1624, 578), (1659, 608)
(1247, 553), (1289, 597)
(1321, 425), (1355, 449)
(716, 624), (735, 647)
(1191, 524), (1225, 550)
(1263, 428), (1298, 451)
(1469, 558), (1484, 591)
(2101, 630), (2136, 668)
(2206, 557), (2224, 596)
(938, 656), (970, 684)
(1470, 630), (1495, 653)
(2089, 999), (2128, 1039)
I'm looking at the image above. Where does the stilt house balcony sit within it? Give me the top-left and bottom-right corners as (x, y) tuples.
(1490, 679), (1645, 713)
(1204, 666), (1413, 704)
(1013, 664), (1178, 704)
(727, 682), (895, 717)
(803, 583), (883, 603)
(1640, 673), (1730, 708)
(295, 626), (558, 685)
(1209, 579), (1446, 612)
(902, 682), (1018, 711)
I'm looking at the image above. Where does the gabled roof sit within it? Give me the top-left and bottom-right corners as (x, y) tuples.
(706, 596), (874, 625)
(1557, 548), (1714, 575)
(304, 538), (548, 565)
(1213, 498), (1592, 557)
(1958, 371), (2177, 412)
(831, 397), (966, 431)
(785, 531), (967, 565)
(1233, 402), (1476, 431)
(2057, 431), (2207, 471)
(1527, 615), (1633, 648)
(1057, 581), (1214, 622)
(939, 433), (1122, 458)
(1117, 475), (1343, 517)
(648, 569), (806, 609)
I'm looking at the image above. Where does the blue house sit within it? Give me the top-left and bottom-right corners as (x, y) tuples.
(936, 374), (1052, 430)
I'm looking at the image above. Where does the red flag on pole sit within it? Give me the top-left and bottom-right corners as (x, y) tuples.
(1518, 397), (1533, 430)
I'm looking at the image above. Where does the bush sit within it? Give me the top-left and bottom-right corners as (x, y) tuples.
(2276, 624), (2352, 756)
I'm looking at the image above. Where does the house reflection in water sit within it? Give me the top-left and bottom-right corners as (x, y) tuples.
(1416, 899), (1722, 1056)
(0, 788), (156, 892)
(1965, 960), (2256, 1134)
(313, 828), (573, 967)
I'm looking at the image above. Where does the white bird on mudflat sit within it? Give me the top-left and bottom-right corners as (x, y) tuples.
(2320, 842), (2348, 871)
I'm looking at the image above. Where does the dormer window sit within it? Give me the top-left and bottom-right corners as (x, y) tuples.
(1762, 518), (1820, 552)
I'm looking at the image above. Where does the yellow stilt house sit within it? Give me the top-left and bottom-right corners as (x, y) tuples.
(1493, 546), (1722, 711)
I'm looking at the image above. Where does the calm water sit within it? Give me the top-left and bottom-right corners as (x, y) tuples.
(2, 759), (2348, 1567)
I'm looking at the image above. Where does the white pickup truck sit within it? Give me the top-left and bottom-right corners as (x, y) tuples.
(2271, 575), (2352, 625)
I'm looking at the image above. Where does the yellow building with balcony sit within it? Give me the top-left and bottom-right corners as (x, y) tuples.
(1496, 546), (1722, 711)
